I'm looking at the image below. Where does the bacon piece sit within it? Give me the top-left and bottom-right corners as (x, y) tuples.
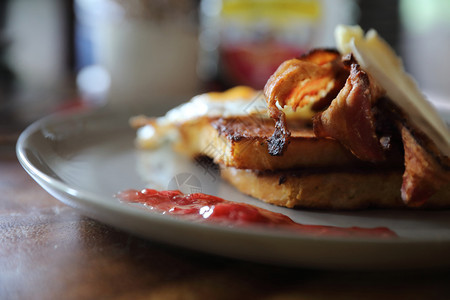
(313, 62), (386, 162)
(265, 49), (346, 111)
(264, 49), (450, 206)
(399, 123), (450, 206)
(264, 49), (348, 156)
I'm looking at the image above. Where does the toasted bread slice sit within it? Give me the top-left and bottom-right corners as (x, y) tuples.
(174, 116), (370, 171)
(220, 165), (450, 209)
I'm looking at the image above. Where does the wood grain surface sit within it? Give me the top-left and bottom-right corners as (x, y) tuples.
(1, 143), (450, 300)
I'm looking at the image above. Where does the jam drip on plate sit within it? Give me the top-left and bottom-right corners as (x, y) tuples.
(116, 189), (397, 238)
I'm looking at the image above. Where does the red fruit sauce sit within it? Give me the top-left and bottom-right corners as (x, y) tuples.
(116, 189), (397, 238)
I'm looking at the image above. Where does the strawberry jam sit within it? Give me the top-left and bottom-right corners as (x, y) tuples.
(117, 189), (396, 238)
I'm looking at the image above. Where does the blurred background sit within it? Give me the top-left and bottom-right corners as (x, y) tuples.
(0, 0), (449, 136)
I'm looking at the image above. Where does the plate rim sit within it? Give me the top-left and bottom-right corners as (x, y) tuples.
(15, 107), (450, 269)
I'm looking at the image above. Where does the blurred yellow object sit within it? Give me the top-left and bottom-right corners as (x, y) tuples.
(207, 86), (257, 102)
(221, 0), (321, 23)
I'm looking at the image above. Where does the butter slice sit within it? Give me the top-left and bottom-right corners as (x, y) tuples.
(335, 25), (450, 157)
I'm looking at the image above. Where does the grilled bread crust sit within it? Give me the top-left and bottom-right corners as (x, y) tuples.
(220, 166), (450, 209)
(175, 117), (401, 171)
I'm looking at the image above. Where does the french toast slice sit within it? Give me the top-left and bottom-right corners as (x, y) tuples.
(174, 116), (367, 171)
(220, 165), (450, 209)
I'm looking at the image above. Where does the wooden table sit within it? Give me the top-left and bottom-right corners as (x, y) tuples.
(2, 134), (450, 299)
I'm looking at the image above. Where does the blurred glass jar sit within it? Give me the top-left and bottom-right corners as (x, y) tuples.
(198, 0), (357, 90)
(75, 0), (200, 112)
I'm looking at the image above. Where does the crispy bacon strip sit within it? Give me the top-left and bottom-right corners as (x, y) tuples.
(264, 50), (450, 205)
(264, 49), (348, 156)
(399, 123), (450, 206)
(313, 62), (386, 162)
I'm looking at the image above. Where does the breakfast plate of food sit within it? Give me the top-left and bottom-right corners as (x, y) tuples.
(17, 26), (450, 269)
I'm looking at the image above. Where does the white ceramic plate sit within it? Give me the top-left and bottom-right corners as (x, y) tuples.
(17, 104), (450, 270)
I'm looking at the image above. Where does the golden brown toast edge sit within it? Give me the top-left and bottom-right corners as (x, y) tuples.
(174, 116), (366, 171)
(220, 166), (450, 210)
